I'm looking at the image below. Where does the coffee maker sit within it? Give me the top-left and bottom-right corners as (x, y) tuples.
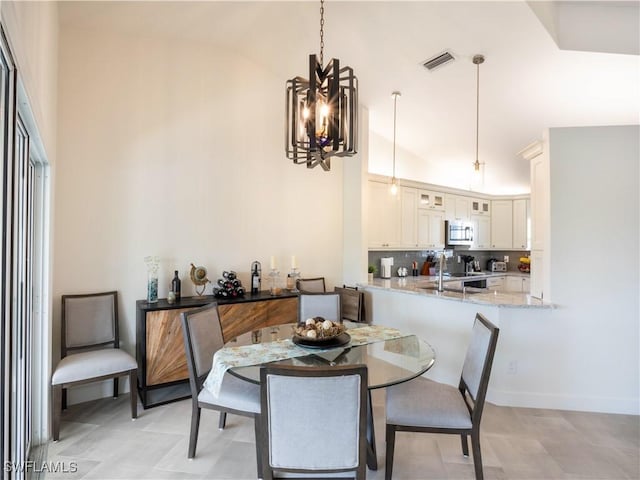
(380, 257), (394, 279)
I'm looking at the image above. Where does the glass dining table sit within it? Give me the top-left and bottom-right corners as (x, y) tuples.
(224, 322), (436, 470)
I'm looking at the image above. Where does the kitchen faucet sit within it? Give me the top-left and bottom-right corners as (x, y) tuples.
(437, 250), (447, 292)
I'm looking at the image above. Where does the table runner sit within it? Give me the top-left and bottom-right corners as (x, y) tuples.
(203, 325), (407, 397)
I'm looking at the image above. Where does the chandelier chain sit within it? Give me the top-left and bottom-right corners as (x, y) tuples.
(319, 0), (325, 67)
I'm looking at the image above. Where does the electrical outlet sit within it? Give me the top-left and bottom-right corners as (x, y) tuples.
(457, 255), (461, 263)
(507, 360), (518, 374)
(503, 255), (509, 262)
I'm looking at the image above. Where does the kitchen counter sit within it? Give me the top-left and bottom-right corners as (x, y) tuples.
(363, 274), (552, 309)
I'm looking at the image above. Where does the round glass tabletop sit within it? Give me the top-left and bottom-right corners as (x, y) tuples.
(225, 322), (436, 389)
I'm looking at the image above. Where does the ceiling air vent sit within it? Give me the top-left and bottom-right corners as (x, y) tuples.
(422, 51), (455, 71)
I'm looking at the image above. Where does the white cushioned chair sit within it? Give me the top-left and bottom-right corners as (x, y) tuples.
(295, 277), (326, 293)
(385, 313), (499, 480)
(180, 302), (262, 474)
(259, 364), (368, 479)
(51, 291), (138, 441)
(298, 293), (341, 323)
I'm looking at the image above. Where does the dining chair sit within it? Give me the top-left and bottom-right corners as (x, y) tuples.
(385, 313), (499, 480)
(51, 291), (138, 441)
(180, 302), (262, 473)
(259, 364), (368, 479)
(298, 293), (341, 323)
(295, 276), (326, 293)
(334, 285), (367, 323)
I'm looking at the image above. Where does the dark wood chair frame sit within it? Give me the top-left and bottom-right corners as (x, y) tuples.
(259, 364), (368, 480)
(334, 285), (366, 323)
(295, 276), (326, 293)
(52, 291), (137, 441)
(385, 313), (500, 480)
(180, 303), (262, 475)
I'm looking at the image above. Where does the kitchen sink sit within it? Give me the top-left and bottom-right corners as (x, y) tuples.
(418, 285), (484, 294)
(445, 272), (486, 277)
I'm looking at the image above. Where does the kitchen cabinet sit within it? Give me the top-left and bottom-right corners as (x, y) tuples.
(520, 136), (550, 300)
(486, 276), (505, 291)
(418, 209), (445, 249)
(506, 276), (530, 293)
(529, 250), (545, 299)
(471, 214), (491, 249)
(136, 293), (298, 408)
(418, 189), (445, 211)
(367, 180), (401, 248)
(513, 199), (530, 250)
(400, 187), (418, 248)
(491, 200), (513, 249)
(445, 194), (471, 221)
(471, 198), (491, 216)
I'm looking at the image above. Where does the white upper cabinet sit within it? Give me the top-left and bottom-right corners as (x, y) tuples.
(367, 180), (401, 249)
(367, 175), (530, 252)
(418, 209), (445, 249)
(512, 198), (530, 250)
(445, 194), (471, 221)
(491, 200), (513, 249)
(418, 189), (445, 211)
(471, 198), (491, 216)
(471, 215), (491, 249)
(400, 187), (418, 248)
(530, 151), (549, 251)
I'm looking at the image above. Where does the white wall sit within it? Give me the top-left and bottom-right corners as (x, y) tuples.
(55, 25), (346, 403)
(0, 1), (58, 163)
(548, 125), (639, 413)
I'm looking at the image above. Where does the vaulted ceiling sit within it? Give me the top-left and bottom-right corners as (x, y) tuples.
(59, 1), (640, 195)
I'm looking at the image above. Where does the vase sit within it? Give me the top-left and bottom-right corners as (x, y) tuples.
(145, 256), (160, 303)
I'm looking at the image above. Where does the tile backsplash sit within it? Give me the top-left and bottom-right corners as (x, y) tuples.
(368, 249), (530, 277)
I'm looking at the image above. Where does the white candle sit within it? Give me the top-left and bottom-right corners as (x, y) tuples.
(270, 256), (276, 270)
(291, 255), (298, 269)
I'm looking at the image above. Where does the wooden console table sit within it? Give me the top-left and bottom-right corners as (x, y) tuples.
(135, 291), (298, 408)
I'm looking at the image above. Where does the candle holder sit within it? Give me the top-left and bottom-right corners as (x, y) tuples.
(268, 268), (281, 296)
(289, 268), (300, 292)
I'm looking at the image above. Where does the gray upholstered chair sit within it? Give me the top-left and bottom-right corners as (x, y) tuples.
(298, 293), (341, 323)
(295, 277), (326, 293)
(259, 364), (368, 479)
(180, 302), (261, 472)
(51, 291), (138, 441)
(385, 313), (499, 480)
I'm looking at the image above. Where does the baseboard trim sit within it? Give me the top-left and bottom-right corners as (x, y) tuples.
(488, 388), (639, 415)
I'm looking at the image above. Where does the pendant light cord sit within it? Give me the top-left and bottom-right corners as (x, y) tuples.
(393, 94), (397, 178)
(391, 92), (401, 179)
(475, 60), (479, 168)
(473, 54), (485, 171)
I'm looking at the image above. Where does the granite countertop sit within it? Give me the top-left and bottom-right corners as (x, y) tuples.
(362, 274), (553, 309)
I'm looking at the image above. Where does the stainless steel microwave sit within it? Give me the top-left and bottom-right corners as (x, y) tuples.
(445, 220), (474, 246)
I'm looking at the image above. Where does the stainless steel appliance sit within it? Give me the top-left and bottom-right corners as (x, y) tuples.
(445, 220), (474, 247)
(488, 260), (507, 272)
(380, 257), (394, 279)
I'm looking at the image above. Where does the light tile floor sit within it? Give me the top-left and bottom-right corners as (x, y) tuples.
(46, 391), (639, 480)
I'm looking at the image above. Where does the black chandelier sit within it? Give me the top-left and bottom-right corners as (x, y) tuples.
(285, 0), (358, 171)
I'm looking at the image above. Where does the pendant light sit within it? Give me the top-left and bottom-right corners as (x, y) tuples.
(285, 0), (358, 171)
(473, 54), (485, 175)
(390, 91), (401, 195)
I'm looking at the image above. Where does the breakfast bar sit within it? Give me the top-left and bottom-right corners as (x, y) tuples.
(361, 275), (556, 411)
